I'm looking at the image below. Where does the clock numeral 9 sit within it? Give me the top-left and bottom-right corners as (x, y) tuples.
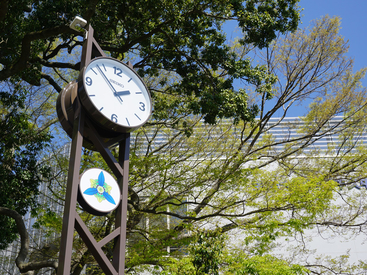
(139, 102), (145, 111)
(86, 77), (93, 86)
(111, 114), (118, 123)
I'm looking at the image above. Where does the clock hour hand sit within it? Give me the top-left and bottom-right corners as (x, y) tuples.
(95, 65), (123, 104)
(115, 90), (131, 102)
(115, 90), (131, 96)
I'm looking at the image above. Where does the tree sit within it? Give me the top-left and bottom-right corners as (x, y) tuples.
(124, 16), (367, 274)
(0, 0), (301, 273)
(0, 0), (300, 123)
(3, 13), (367, 274)
(8, 3), (367, 275)
(0, 82), (51, 249)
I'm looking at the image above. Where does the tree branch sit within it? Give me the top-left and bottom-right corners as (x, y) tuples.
(41, 73), (62, 93)
(0, 26), (77, 81)
(0, 207), (58, 274)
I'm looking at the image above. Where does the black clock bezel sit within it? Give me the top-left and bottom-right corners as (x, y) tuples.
(78, 57), (152, 133)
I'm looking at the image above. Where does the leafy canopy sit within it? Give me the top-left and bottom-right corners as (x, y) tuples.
(0, 83), (51, 249)
(0, 0), (300, 124)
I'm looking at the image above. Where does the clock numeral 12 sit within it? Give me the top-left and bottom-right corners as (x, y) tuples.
(113, 67), (123, 77)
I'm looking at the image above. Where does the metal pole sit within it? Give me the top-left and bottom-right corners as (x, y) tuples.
(113, 134), (130, 274)
(57, 103), (85, 275)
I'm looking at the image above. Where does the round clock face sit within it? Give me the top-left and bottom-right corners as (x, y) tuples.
(79, 57), (152, 132)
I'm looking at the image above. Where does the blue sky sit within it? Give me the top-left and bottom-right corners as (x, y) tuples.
(292, 0), (367, 116)
(226, 1), (367, 117)
(299, 0), (367, 80)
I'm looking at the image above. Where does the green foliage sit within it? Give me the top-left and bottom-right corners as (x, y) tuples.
(32, 208), (63, 238)
(191, 231), (226, 275)
(224, 254), (307, 275)
(0, 0), (300, 124)
(160, 231), (307, 275)
(4, 2), (367, 275)
(160, 257), (196, 275)
(0, 84), (51, 249)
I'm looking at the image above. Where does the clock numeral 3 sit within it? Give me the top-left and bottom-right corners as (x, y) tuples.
(86, 77), (93, 86)
(139, 102), (145, 111)
(111, 114), (118, 123)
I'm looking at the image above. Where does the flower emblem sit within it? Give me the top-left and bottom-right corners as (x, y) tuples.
(83, 171), (116, 205)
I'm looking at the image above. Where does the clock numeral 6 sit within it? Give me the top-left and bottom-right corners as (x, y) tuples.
(139, 102), (145, 111)
(86, 77), (93, 86)
(111, 114), (118, 123)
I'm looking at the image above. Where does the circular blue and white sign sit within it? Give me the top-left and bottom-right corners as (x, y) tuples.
(78, 168), (121, 216)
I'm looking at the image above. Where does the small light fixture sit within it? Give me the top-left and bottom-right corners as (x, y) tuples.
(70, 16), (87, 32)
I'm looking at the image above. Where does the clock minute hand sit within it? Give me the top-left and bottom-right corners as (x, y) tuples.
(95, 65), (123, 104)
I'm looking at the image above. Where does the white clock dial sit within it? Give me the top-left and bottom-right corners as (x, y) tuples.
(80, 57), (152, 132)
